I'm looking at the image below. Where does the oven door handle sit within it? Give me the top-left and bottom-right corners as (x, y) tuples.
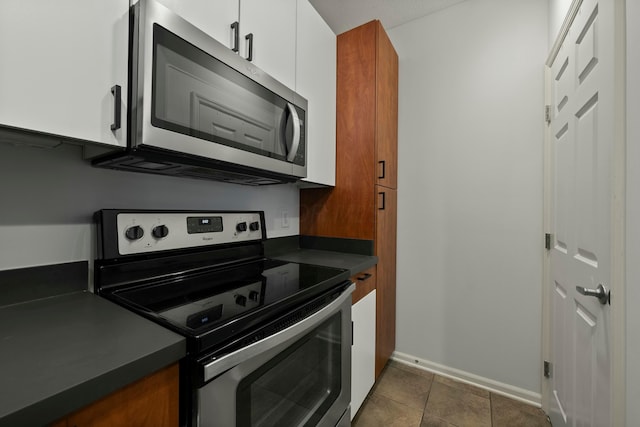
(202, 282), (355, 382)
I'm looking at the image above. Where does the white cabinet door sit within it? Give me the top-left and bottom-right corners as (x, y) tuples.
(155, 0), (296, 89)
(154, 0), (239, 50)
(0, 0), (128, 147)
(296, 0), (336, 186)
(351, 289), (376, 420)
(240, 0), (297, 89)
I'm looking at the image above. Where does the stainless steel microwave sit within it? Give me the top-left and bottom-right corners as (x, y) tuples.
(93, 0), (307, 185)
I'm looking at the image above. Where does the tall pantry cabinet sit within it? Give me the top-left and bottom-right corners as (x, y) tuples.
(300, 20), (398, 378)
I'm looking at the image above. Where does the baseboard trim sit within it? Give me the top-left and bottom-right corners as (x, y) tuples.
(391, 351), (542, 407)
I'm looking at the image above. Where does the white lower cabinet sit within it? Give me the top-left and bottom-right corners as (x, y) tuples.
(351, 289), (376, 419)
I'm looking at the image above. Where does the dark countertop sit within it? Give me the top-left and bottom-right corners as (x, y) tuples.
(0, 239), (374, 426)
(0, 291), (186, 427)
(272, 248), (377, 276)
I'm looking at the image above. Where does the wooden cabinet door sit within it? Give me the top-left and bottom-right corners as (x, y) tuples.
(375, 23), (399, 190)
(351, 266), (376, 304)
(63, 364), (179, 427)
(0, 0), (128, 147)
(375, 187), (397, 378)
(154, 0), (240, 49)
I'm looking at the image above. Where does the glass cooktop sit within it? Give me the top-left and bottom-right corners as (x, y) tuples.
(109, 259), (348, 334)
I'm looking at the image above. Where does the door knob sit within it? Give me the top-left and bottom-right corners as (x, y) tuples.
(576, 284), (610, 305)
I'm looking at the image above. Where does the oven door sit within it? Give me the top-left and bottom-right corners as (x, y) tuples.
(196, 283), (354, 427)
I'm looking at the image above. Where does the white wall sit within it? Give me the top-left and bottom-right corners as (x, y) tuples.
(388, 0), (547, 396)
(0, 142), (299, 274)
(626, 1), (639, 423)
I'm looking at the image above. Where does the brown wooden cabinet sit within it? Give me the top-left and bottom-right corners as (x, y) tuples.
(50, 363), (179, 427)
(300, 20), (398, 379)
(351, 266), (377, 305)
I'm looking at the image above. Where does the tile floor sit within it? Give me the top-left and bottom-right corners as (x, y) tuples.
(352, 361), (552, 427)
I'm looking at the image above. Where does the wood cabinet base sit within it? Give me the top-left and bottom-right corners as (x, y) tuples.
(50, 363), (179, 427)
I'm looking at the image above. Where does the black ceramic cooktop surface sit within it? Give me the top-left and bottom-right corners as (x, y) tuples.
(105, 258), (349, 352)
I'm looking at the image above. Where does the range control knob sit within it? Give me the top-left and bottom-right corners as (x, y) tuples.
(249, 221), (260, 231)
(124, 225), (144, 241)
(236, 222), (248, 232)
(235, 295), (247, 307)
(152, 225), (169, 239)
(249, 290), (260, 301)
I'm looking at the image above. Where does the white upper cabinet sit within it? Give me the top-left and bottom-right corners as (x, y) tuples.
(296, 0), (336, 186)
(154, 0), (240, 50)
(240, 0), (297, 90)
(0, 0), (128, 147)
(0, 0), (335, 183)
(156, 0), (296, 92)
(155, 0), (335, 186)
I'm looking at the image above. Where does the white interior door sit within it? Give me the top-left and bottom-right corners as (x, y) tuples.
(547, 0), (616, 425)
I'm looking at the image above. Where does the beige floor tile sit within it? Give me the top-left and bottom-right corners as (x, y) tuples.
(420, 413), (455, 427)
(491, 393), (551, 427)
(434, 375), (490, 399)
(372, 365), (434, 410)
(388, 360), (435, 379)
(425, 381), (492, 427)
(352, 394), (423, 427)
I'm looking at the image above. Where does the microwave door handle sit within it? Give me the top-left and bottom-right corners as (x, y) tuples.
(285, 103), (300, 162)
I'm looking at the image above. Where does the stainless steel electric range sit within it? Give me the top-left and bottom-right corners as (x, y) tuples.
(94, 210), (354, 427)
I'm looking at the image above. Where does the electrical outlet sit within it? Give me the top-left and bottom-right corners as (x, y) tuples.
(281, 210), (289, 228)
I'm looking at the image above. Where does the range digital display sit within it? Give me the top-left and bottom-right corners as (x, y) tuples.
(187, 216), (223, 234)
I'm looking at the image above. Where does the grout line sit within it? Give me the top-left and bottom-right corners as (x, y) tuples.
(489, 392), (494, 426)
(420, 375), (434, 424)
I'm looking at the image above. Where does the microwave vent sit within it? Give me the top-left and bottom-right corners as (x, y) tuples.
(177, 166), (282, 185)
(91, 149), (294, 186)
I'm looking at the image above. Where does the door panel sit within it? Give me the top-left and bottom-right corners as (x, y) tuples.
(375, 22), (398, 190)
(552, 281), (569, 422)
(374, 187), (396, 377)
(548, 0), (613, 426)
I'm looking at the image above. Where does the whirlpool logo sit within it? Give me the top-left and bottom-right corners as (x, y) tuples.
(203, 237), (213, 241)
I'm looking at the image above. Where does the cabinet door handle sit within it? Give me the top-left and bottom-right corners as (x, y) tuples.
(231, 21), (239, 52)
(378, 192), (386, 210)
(245, 33), (254, 61)
(378, 160), (386, 179)
(357, 273), (372, 281)
(110, 84), (121, 131)
(351, 321), (354, 346)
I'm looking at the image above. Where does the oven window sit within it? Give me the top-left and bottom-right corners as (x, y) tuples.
(236, 314), (342, 427)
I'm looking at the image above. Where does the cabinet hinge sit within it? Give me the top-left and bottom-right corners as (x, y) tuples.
(545, 233), (552, 250)
(545, 105), (552, 124)
(544, 360), (552, 378)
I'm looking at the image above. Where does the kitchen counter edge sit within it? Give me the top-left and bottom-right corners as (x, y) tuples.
(0, 291), (186, 427)
(272, 248), (378, 276)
